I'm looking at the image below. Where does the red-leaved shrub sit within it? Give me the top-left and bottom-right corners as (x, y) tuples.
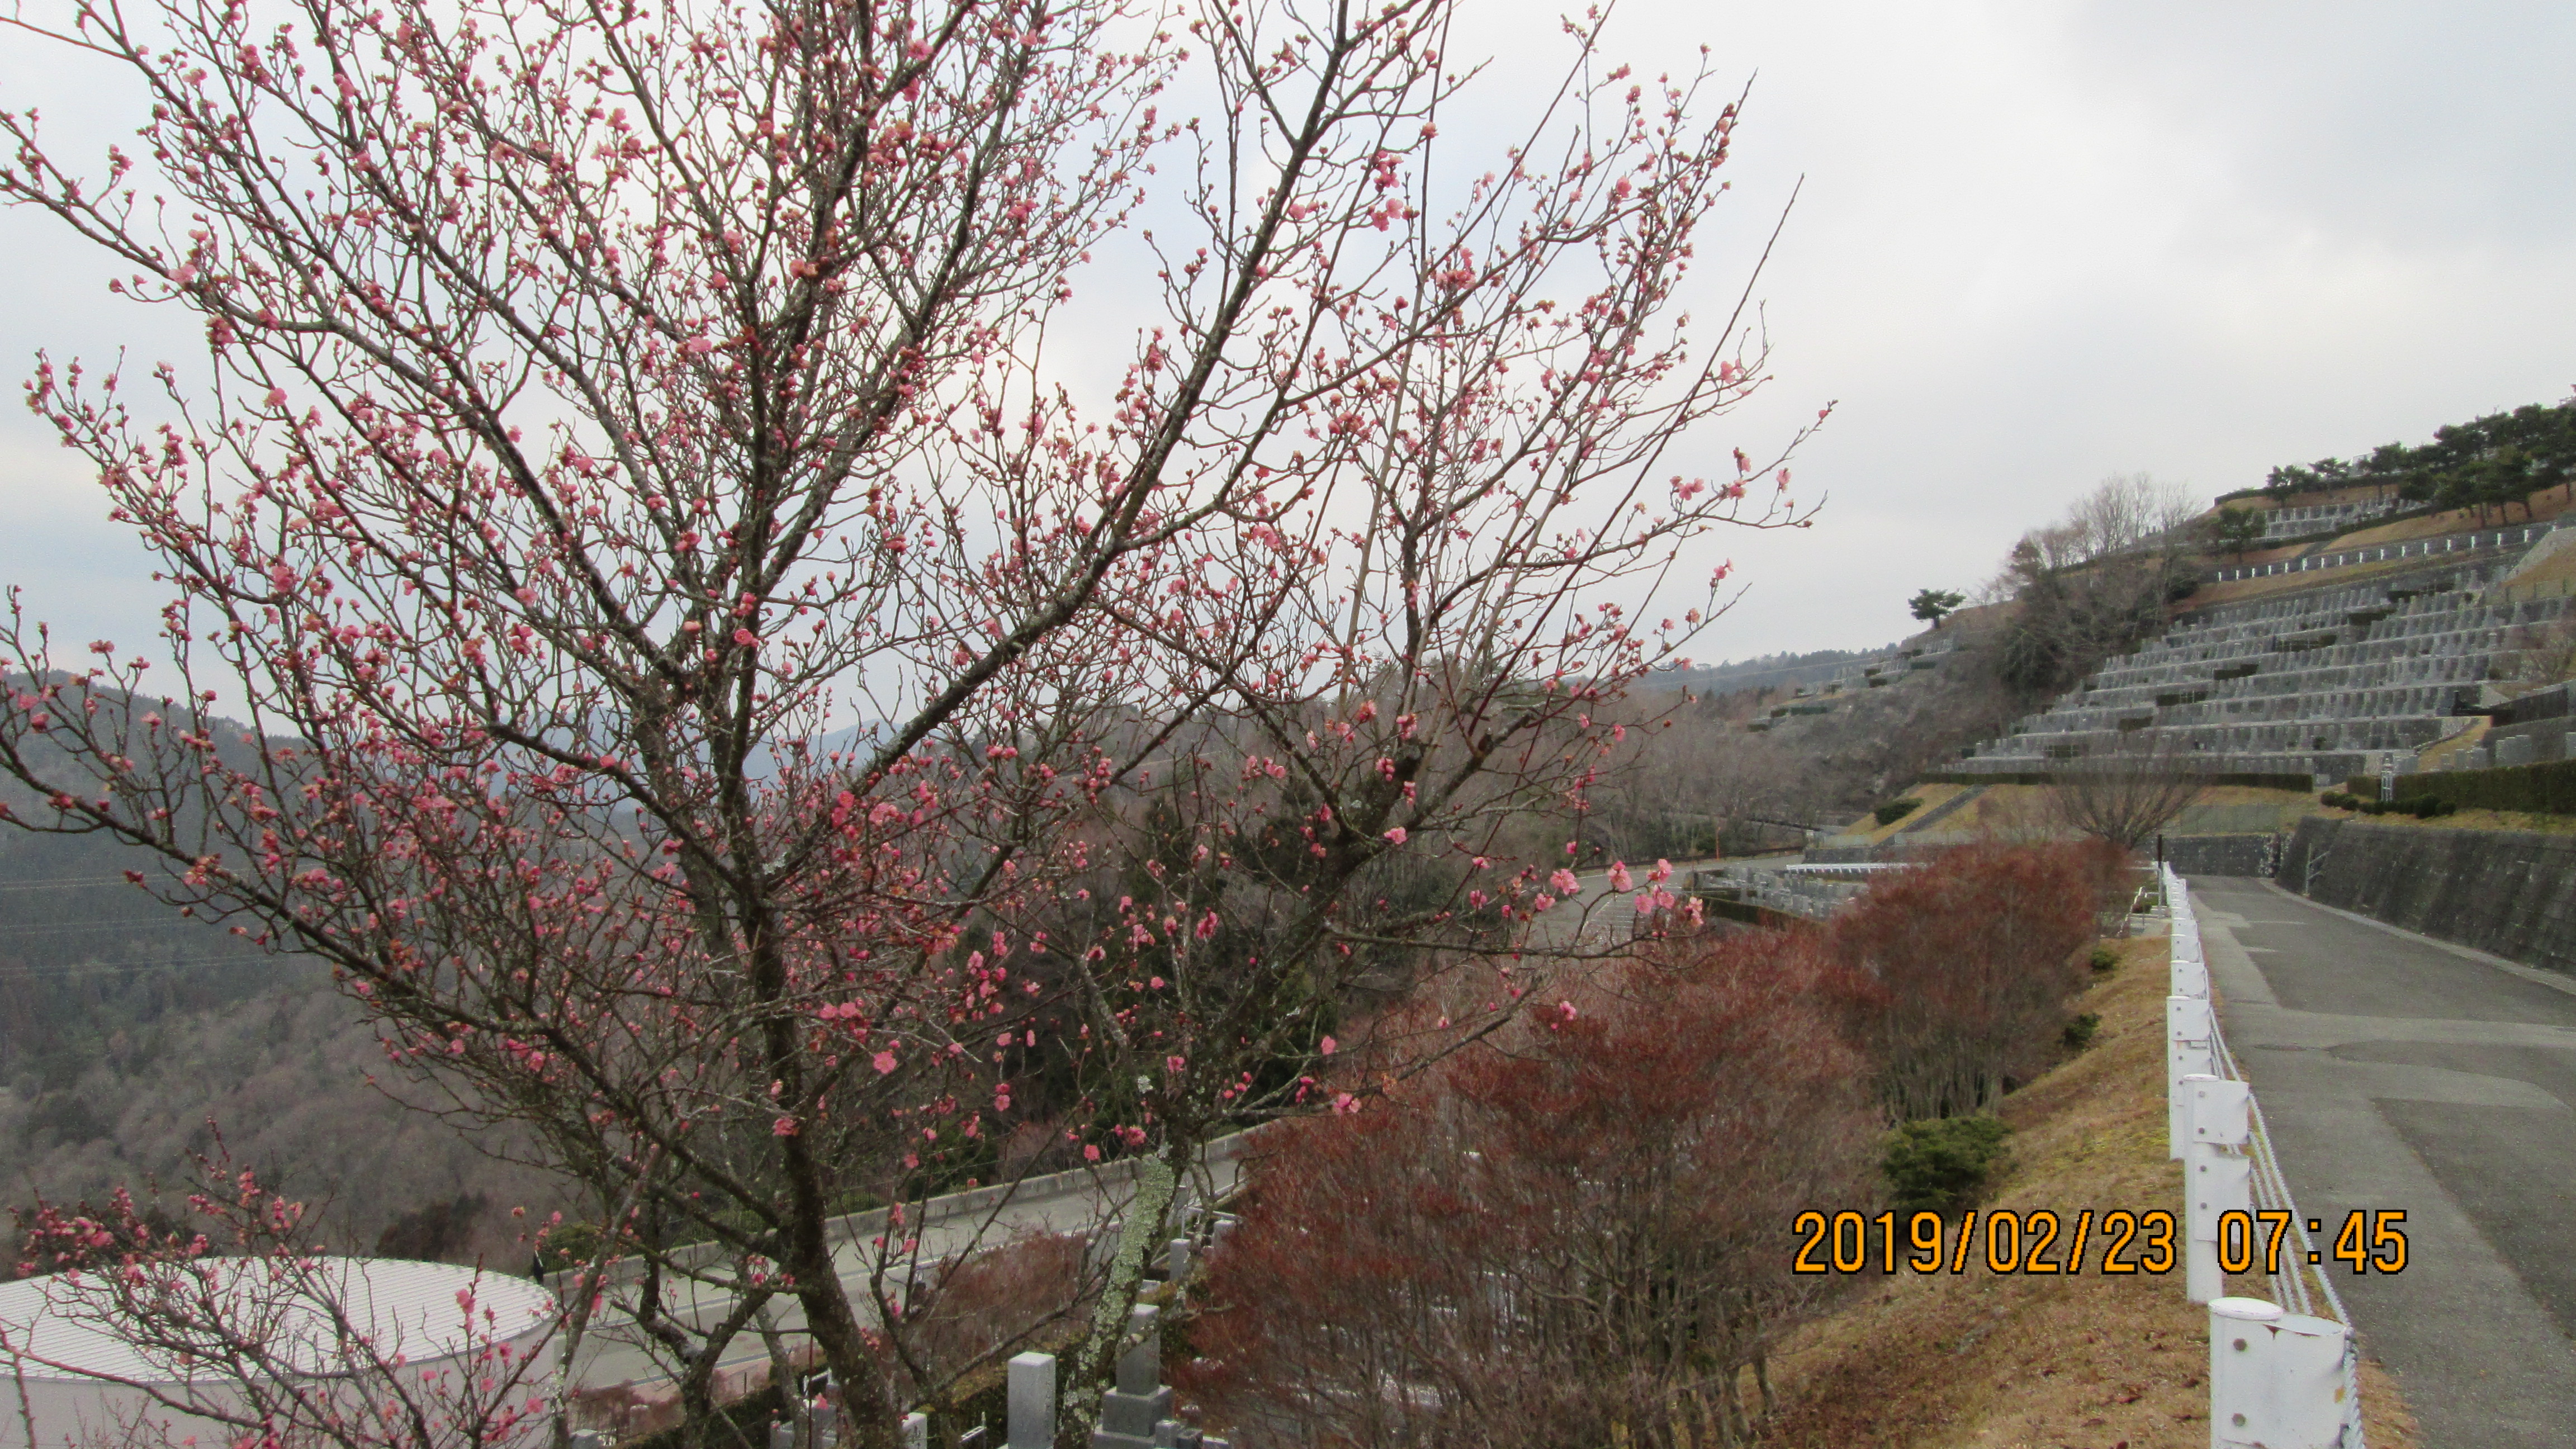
(1822, 841), (2118, 1121)
(1178, 934), (1874, 1448)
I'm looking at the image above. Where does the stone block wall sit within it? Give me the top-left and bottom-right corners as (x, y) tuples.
(2160, 834), (2276, 877)
(2274, 817), (2576, 976)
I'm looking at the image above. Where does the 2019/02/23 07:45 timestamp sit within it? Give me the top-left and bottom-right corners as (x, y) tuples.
(1790, 1208), (2409, 1276)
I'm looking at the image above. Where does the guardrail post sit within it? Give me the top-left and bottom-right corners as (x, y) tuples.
(2168, 995), (2214, 1159)
(2171, 915), (2210, 1002)
(2210, 1296), (2358, 1447)
(2172, 953), (2210, 998)
(2182, 1073), (2253, 1304)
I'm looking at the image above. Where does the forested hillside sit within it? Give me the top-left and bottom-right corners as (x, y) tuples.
(0, 707), (558, 1270)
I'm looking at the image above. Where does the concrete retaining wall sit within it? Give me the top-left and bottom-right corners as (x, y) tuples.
(2275, 817), (2576, 975)
(2161, 834), (2276, 877)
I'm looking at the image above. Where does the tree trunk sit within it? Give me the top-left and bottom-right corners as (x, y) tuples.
(1067, 1150), (1183, 1431)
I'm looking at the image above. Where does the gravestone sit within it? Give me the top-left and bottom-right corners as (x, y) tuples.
(1090, 1304), (1177, 1449)
(1006, 1351), (1055, 1449)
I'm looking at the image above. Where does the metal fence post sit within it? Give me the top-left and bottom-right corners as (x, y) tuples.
(2168, 995), (2214, 1159)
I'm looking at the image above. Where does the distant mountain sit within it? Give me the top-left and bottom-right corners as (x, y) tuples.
(1674, 645), (1892, 698)
(0, 681), (558, 1266)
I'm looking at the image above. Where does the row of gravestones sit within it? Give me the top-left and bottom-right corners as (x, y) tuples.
(879, 1300), (1222, 1449)
(564, 1220), (1240, 1449)
(2441, 733), (2576, 770)
(2034, 596), (2550, 714)
(1962, 579), (2569, 772)
(2038, 565), (2538, 694)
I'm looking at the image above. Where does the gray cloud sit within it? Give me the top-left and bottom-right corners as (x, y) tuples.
(3, 1), (2567, 674)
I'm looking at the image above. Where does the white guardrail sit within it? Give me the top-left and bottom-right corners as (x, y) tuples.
(2163, 865), (2366, 1448)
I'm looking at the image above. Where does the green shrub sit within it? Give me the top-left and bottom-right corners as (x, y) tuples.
(2326, 785), (2459, 818)
(531, 1221), (606, 1275)
(1881, 1116), (2012, 1218)
(2062, 1012), (2101, 1051)
(1874, 797), (1924, 826)
(2088, 944), (2119, 974)
(2346, 757), (2576, 817)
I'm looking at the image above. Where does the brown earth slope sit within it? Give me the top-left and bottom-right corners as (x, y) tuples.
(1762, 936), (2420, 1449)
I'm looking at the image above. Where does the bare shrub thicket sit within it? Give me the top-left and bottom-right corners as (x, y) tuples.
(877, 1233), (1095, 1414)
(1180, 934), (1876, 1448)
(1823, 843), (2119, 1122)
(2502, 614), (2576, 688)
(1583, 705), (1828, 859)
(1990, 475), (2208, 699)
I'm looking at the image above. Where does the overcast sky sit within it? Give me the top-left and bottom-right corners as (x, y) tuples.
(3, 1), (2570, 675)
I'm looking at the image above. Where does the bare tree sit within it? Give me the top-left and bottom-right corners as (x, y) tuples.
(2044, 733), (2208, 853)
(2501, 613), (2576, 688)
(1991, 475), (2209, 698)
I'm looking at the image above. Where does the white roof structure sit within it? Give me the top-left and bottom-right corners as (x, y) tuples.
(0, 1257), (556, 1449)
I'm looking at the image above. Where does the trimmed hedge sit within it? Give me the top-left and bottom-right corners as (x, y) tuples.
(2341, 757), (2576, 817)
(1874, 797), (1924, 826)
(2319, 789), (2456, 819)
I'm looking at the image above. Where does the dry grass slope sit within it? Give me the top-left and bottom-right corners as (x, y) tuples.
(1761, 936), (2421, 1449)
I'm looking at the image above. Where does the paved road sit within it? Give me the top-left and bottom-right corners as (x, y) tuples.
(566, 1137), (1247, 1392)
(2187, 875), (2576, 1448)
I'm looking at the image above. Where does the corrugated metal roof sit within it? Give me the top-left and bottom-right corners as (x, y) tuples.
(0, 1257), (555, 1383)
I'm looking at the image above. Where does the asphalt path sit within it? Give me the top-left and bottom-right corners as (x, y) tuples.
(2187, 875), (2576, 1448)
(565, 861), (1688, 1394)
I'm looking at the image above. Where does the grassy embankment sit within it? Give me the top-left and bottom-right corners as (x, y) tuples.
(1761, 935), (2421, 1449)
(2190, 486), (2574, 611)
(1872, 785), (2322, 843)
(2313, 793), (2576, 838)
(1829, 783), (1973, 843)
